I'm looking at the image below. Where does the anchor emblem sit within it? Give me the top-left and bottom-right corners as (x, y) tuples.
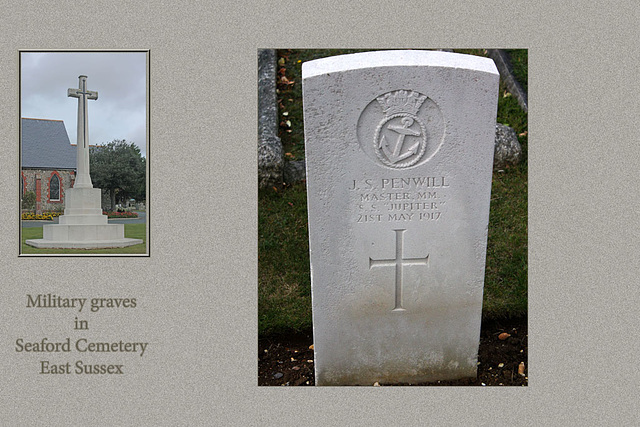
(373, 90), (429, 168)
(379, 116), (422, 164)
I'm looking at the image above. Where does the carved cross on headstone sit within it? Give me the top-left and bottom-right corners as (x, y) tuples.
(68, 75), (98, 189)
(369, 229), (429, 311)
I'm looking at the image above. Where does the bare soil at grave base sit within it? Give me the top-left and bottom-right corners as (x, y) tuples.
(258, 316), (527, 386)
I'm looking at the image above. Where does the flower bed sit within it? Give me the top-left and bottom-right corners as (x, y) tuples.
(103, 211), (139, 219)
(21, 212), (62, 221)
(21, 211), (139, 220)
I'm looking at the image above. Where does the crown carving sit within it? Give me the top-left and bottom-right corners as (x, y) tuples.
(376, 90), (427, 116)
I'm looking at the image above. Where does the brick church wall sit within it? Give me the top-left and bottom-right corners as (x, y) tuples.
(21, 169), (75, 213)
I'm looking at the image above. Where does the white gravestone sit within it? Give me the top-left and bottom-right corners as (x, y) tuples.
(26, 75), (142, 249)
(302, 51), (499, 385)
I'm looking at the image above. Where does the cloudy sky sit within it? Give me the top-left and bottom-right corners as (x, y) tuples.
(21, 51), (147, 156)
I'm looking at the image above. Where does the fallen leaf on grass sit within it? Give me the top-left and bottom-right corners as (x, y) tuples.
(278, 57), (285, 66)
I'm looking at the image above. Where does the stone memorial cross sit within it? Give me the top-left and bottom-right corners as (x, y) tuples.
(302, 50), (500, 385)
(25, 74), (143, 249)
(67, 75), (98, 189)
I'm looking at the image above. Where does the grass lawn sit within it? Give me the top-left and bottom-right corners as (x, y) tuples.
(21, 223), (147, 255)
(260, 49), (527, 336)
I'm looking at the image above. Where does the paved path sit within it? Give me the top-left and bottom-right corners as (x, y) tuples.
(21, 211), (146, 228)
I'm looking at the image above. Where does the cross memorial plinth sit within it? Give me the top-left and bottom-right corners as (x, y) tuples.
(303, 51), (499, 385)
(25, 75), (143, 249)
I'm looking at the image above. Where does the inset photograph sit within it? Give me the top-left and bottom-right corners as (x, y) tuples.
(20, 50), (149, 256)
(258, 49), (527, 386)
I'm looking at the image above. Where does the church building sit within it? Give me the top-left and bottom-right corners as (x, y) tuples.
(21, 118), (76, 214)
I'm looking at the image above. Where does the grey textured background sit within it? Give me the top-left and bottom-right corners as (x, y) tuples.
(0, 1), (638, 425)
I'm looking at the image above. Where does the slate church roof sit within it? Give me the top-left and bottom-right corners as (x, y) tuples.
(21, 118), (76, 169)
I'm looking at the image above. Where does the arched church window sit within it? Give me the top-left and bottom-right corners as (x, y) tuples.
(50, 174), (60, 201)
